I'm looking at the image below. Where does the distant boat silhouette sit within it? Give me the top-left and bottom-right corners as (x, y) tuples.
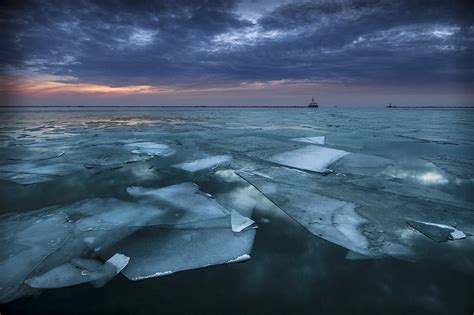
(386, 103), (396, 108)
(308, 97), (319, 108)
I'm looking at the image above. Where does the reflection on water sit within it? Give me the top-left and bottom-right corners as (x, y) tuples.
(417, 171), (449, 184)
(382, 161), (450, 185)
(0, 107), (473, 314)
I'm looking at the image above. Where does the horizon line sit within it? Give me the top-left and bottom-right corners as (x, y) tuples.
(0, 105), (473, 109)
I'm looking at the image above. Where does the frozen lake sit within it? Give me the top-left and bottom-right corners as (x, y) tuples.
(0, 107), (473, 314)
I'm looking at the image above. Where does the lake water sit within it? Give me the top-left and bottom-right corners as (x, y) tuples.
(0, 107), (473, 314)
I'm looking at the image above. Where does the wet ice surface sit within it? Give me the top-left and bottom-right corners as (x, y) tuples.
(291, 135), (326, 145)
(0, 107), (473, 314)
(172, 155), (232, 172)
(406, 220), (467, 242)
(266, 145), (350, 173)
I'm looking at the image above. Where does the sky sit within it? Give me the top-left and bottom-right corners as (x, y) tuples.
(0, 0), (473, 107)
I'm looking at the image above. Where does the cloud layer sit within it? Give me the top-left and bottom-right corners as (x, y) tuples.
(0, 0), (473, 105)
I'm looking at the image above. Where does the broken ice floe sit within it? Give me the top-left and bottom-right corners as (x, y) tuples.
(235, 177), (371, 255)
(126, 183), (228, 224)
(0, 172), (55, 185)
(347, 177), (473, 210)
(0, 211), (74, 303)
(397, 133), (461, 145)
(214, 169), (243, 182)
(238, 166), (473, 259)
(231, 210), (255, 232)
(406, 220), (467, 242)
(214, 186), (257, 218)
(124, 141), (175, 157)
(0, 162), (84, 185)
(0, 182), (256, 303)
(291, 136), (325, 145)
(75, 200), (163, 231)
(25, 253), (130, 289)
(6, 149), (65, 162)
(422, 155), (474, 180)
(332, 153), (393, 176)
(172, 155), (232, 172)
(101, 226), (255, 281)
(266, 145), (350, 173)
(0, 139), (175, 185)
(210, 136), (296, 153)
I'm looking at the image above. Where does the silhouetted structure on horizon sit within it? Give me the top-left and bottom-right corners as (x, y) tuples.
(308, 97), (319, 108)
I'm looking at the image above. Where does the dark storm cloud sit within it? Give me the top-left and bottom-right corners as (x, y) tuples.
(259, 0), (473, 30)
(0, 0), (473, 87)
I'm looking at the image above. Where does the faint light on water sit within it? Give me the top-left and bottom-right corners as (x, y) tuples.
(383, 166), (449, 185)
(416, 171), (449, 185)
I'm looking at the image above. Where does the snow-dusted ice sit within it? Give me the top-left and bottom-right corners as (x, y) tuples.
(267, 145), (350, 172)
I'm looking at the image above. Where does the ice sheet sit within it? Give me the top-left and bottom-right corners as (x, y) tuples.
(102, 227), (255, 281)
(406, 220), (467, 242)
(7, 150), (65, 162)
(72, 187), (229, 231)
(238, 166), (474, 258)
(332, 153), (393, 176)
(1, 197), (164, 302)
(0, 162), (84, 185)
(231, 210), (255, 232)
(91, 254), (130, 288)
(0, 192), (236, 302)
(235, 177), (370, 255)
(347, 177), (473, 210)
(210, 136), (296, 153)
(422, 155), (474, 180)
(214, 187), (257, 218)
(73, 198), (163, 231)
(266, 145), (350, 172)
(25, 262), (107, 288)
(0, 172), (55, 185)
(290, 136), (326, 145)
(0, 212), (74, 302)
(25, 253), (129, 289)
(126, 183), (228, 224)
(124, 141), (175, 156)
(106, 253), (130, 273)
(172, 155), (232, 172)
